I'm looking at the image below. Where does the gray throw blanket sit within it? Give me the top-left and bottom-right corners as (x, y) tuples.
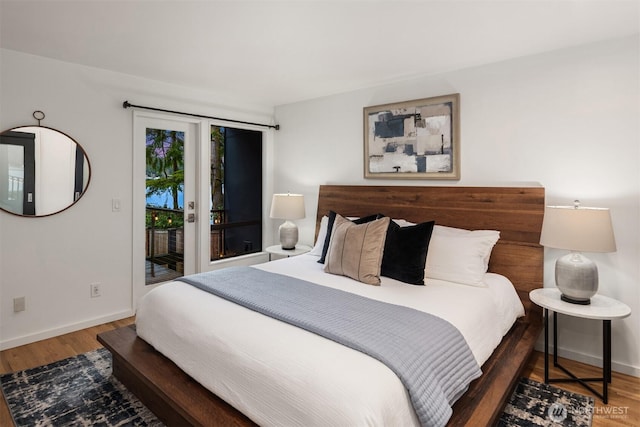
(178, 267), (481, 427)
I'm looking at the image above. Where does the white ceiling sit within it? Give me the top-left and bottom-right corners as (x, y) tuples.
(1, 1), (638, 108)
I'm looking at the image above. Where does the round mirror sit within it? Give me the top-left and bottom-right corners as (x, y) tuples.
(0, 126), (91, 217)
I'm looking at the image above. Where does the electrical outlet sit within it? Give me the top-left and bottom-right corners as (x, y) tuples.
(90, 283), (101, 298)
(13, 296), (26, 312)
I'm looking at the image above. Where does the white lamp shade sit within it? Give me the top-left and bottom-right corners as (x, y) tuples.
(540, 205), (616, 253)
(270, 193), (305, 220)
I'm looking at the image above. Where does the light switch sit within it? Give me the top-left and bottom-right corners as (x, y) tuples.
(14, 297), (25, 312)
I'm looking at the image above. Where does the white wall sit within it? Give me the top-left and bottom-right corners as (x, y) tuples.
(0, 48), (274, 349)
(274, 36), (640, 376)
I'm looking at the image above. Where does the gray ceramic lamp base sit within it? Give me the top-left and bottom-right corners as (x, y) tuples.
(555, 252), (598, 305)
(279, 220), (299, 250)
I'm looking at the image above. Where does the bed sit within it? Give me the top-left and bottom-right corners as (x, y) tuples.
(98, 184), (545, 427)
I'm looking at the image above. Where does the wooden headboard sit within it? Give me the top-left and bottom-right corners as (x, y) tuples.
(316, 185), (545, 309)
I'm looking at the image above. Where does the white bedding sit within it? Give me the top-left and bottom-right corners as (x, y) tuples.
(136, 254), (525, 427)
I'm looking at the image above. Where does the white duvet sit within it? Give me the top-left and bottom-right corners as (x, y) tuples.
(136, 254), (524, 427)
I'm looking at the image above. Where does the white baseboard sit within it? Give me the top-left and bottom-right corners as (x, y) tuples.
(534, 342), (640, 378)
(0, 309), (135, 351)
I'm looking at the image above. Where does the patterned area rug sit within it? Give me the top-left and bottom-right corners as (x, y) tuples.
(1, 349), (594, 427)
(498, 377), (595, 426)
(0, 348), (163, 426)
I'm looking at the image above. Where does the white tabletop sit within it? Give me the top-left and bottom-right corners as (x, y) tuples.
(529, 288), (631, 320)
(265, 244), (312, 257)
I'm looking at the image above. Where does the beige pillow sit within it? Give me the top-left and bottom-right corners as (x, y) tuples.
(324, 214), (390, 285)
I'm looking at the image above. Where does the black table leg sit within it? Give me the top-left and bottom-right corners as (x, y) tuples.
(546, 310), (610, 403)
(603, 319), (611, 403)
(553, 311), (558, 367)
(544, 308), (549, 383)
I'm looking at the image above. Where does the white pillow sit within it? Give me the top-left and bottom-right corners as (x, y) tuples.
(425, 226), (500, 286)
(433, 224), (499, 237)
(392, 218), (415, 227)
(308, 216), (329, 256)
(432, 225), (500, 264)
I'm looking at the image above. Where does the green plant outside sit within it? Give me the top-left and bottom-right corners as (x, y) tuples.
(144, 126), (224, 230)
(145, 209), (184, 229)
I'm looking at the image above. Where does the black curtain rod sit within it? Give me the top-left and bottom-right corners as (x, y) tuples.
(122, 101), (279, 130)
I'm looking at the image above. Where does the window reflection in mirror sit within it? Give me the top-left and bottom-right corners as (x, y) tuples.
(0, 126), (91, 217)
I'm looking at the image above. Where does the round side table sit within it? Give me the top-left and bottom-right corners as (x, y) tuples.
(529, 288), (631, 403)
(265, 244), (312, 261)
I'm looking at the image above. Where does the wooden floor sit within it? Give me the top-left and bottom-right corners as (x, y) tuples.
(1, 318), (638, 427)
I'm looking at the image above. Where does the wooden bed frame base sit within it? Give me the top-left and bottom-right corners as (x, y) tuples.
(99, 185), (545, 427)
(98, 315), (541, 427)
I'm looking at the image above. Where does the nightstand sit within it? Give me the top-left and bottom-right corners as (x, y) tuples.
(265, 244), (312, 261)
(529, 288), (631, 403)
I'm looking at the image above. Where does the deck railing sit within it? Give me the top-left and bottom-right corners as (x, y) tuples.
(145, 207), (261, 283)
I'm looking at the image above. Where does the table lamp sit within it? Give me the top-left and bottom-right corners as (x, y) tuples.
(270, 193), (305, 250)
(539, 200), (616, 305)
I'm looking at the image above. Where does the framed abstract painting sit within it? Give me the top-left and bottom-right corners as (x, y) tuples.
(364, 93), (460, 179)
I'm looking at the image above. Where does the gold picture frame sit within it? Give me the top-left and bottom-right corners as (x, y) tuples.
(364, 93), (460, 179)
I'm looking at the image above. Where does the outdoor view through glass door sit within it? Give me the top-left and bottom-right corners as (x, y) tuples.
(145, 128), (188, 285)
